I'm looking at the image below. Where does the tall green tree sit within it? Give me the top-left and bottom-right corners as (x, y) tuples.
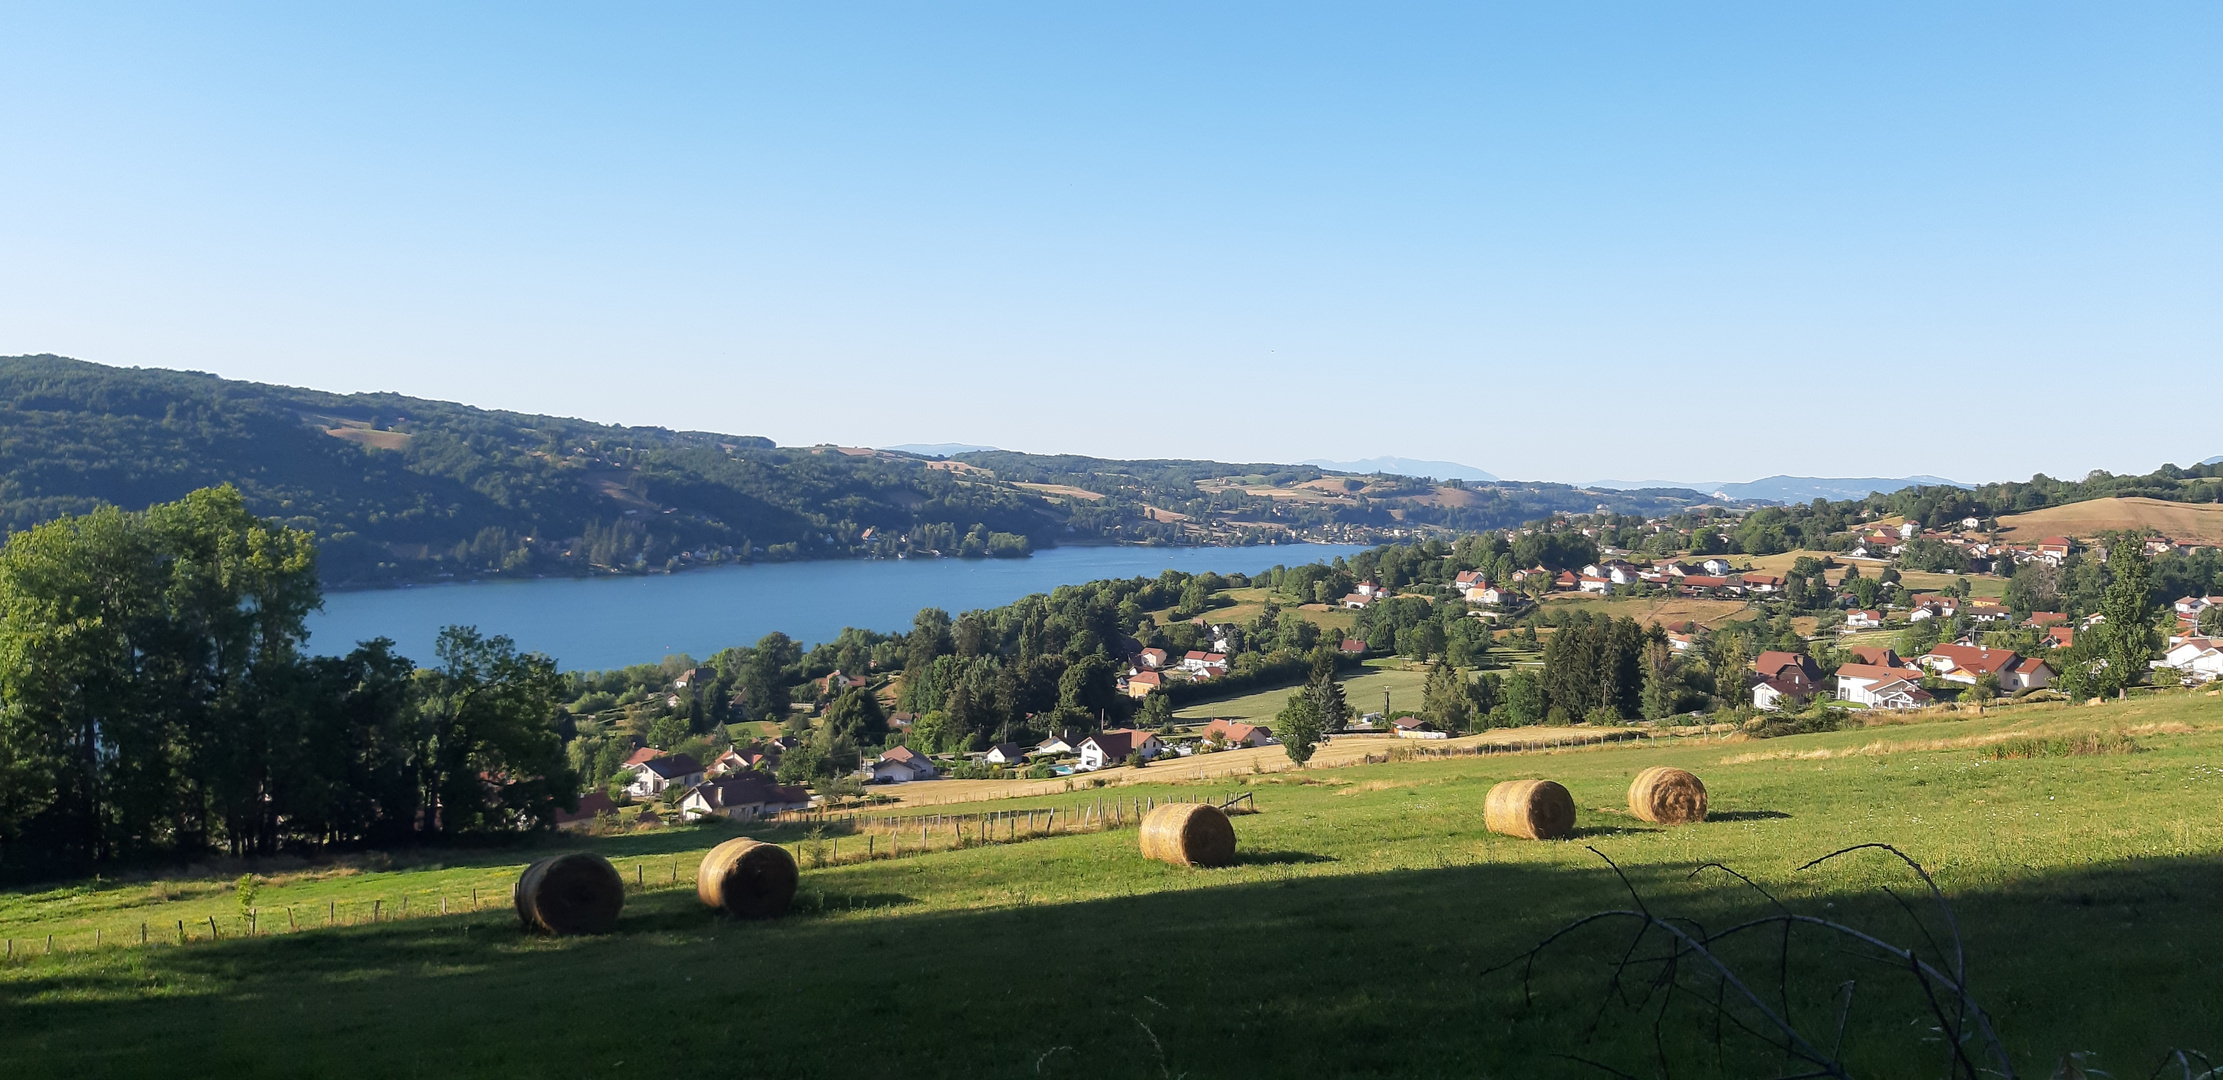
(408, 626), (573, 838)
(1275, 691), (1323, 767)
(2091, 542), (2158, 699)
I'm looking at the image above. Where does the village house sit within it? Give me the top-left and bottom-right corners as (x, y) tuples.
(1124, 669), (1164, 699)
(2046, 625), (2076, 649)
(1075, 729), (1166, 771)
(2158, 639), (2223, 684)
(1033, 734), (1074, 757)
(1339, 637), (1369, 655)
(1201, 718), (1275, 748)
(2023, 612), (2068, 628)
(869, 745), (938, 784)
(985, 742), (1029, 765)
(1845, 609), (1885, 630)
(1179, 651), (1229, 677)
(1394, 715), (1450, 739)
(680, 774), (811, 821)
(1132, 647), (1169, 670)
(622, 746), (666, 769)
(2035, 536), (2073, 563)
(1751, 651), (1822, 711)
(817, 670), (870, 694)
(670, 665), (714, 691)
(1741, 573), (1784, 595)
(1917, 644), (2053, 691)
(554, 791), (617, 831)
(1578, 574), (1612, 594)
(1964, 599), (2012, 623)
(625, 753), (705, 799)
(1907, 596), (1961, 621)
(1833, 663), (1933, 709)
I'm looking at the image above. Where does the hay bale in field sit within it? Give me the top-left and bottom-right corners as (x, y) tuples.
(1139, 802), (1237, 867)
(697, 838), (799, 918)
(1627, 767), (1708, 825)
(513, 852), (625, 935)
(1484, 779), (1576, 840)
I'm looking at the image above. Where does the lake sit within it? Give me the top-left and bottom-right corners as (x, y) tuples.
(305, 543), (1369, 671)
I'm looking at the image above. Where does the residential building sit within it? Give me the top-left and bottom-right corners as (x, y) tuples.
(680, 774), (810, 822)
(1201, 719), (1275, 748)
(1917, 644), (2053, 691)
(1845, 609), (1884, 630)
(869, 745), (938, 784)
(985, 742), (1029, 765)
(2158, 639), (2223, 684)
(554, 791), (617, 831)
(625, 754), (705, 799)
(1075, 729), (1166, 770)
(1834, 663), (1933, 709)
(1125, 670), (1164, 699)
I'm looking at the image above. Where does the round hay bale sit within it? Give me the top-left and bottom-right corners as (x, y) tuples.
(1139, 802), (1237, 867)
(1627, 767), (1707, 825)
(1484, 779), (1576, 840)
(697, 838), (799, 918)
(513, 852), (625, 935)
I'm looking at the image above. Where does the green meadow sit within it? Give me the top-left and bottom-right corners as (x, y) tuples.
(3, 693), (2220, 1078)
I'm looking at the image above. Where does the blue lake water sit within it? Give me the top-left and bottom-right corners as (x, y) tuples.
(306, 543), (1369, 671)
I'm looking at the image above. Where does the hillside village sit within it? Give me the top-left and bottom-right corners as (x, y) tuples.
(562, 502), (2223, 824)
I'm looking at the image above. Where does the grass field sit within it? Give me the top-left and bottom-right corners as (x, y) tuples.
(4, 693), (2222, 1077)
(1999, 496), (2223, 545)
(1173, 659), (1431, 725)
(1537, 593), (1751, 628)
(1147, 588), (1357, 636)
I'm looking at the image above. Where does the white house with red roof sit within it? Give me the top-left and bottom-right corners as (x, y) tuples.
(1845, 609), (1885, 630)
(1917, 644), (2053, 691)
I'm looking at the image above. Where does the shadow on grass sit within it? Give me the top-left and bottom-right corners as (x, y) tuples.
(3, 853), (2220, 1079)
(1231, 850), (1336, 866)
(1707, 809), (1791, 822)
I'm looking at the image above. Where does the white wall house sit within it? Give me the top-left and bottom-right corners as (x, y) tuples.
(1075, 730), (1165, 771)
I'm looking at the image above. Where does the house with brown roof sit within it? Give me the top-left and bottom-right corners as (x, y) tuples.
(680, 774), (810, 821)
(1201, 718), (1274, 748)
(1917, 644), (2053, 691)
(1338, 638), (1369, 655)
(1845, 609), (1885, 630)
(554, 791), (618, 831)
(869, 745), (938, 784)
(1833, 663), (1933, 709)
(1133, 647), (1169, 670)
(1075, 729), (1166, 771)
(1124, 670), (1165, 699)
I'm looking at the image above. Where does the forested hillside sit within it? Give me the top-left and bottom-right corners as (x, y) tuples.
(0, 356), (1086, 585)
(0, 356), (1728, 587)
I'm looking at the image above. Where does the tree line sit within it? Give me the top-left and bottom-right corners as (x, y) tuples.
(0, 487), (573, 874)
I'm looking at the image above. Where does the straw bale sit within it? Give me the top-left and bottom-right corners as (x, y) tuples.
(697, 838), (799, 918)
(1139, 802), (1237, 867)
(1627, 767), (1708, 825)
(1484, 779), (1576, 840)
(513, 852), (625, 935)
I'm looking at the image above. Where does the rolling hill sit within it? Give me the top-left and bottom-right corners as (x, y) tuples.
(0, 356), (1719, 586)
(1997, 497), (2223, 545)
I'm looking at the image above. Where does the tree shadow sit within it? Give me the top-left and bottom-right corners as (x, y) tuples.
(4, 851), (2220, 1078)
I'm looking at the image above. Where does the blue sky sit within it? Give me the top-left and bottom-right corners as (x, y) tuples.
(2, 3), (2216, 484)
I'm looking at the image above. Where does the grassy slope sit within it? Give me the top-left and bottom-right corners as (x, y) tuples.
(1172, 661), (1432, 725)
(3, 694), (2222, 1077)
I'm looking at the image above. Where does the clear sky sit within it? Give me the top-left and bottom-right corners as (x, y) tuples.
(3, 3), (2216, 484)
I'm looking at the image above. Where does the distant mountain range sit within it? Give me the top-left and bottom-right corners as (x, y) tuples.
(882, 442), (1002, 457)
(1587, 475), (1969, 503)
(2204, 455), (2223, 466)
(1301, 457), (1500, 482)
